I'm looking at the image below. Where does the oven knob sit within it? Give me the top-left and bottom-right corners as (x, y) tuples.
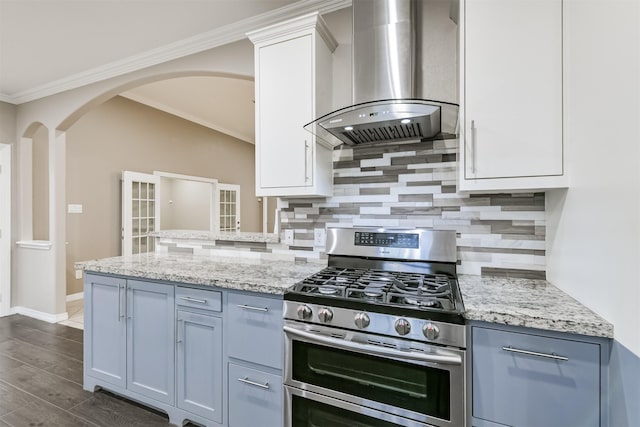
(296, 305), (312, 320)
(423, 322), (440, 340)
(354, 312), (370, 329)
(318, 308), (333, 323)
(394, 318), (411, 336)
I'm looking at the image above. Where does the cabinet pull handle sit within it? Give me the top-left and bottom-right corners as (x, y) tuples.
(117, 284), (122, 321)
(502, 346), (568, 361)
(237, 377), (270, 390)
(304, 140), (310, 182)
(470, 119), (477, 174)
(179, 296), (207, 304)
(236, 304), (268, 312)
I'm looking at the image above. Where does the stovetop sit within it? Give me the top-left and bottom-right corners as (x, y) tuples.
(284, 227), (465, 324)
(285, 265), (465, 324)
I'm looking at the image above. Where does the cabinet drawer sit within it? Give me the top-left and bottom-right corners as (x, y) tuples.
(227, 293), (283, 369)
(472, 326), (600, 427)
(228, 363), (282, 427)
(176, 287), (222, 313)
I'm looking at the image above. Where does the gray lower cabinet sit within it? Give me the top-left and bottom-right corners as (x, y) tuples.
(85, 275), (175, 405)
(472, 323), (607, 427)
(85, 273), (284, 427)
(228, 363), (283, 427)
(84, 274), (126, 387)
(126, 279), (175, 404)
(227, 291), (284, 427)
(176, 310), (223, 423)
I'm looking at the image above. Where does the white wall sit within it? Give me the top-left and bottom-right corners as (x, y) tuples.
(546, 0), (640, 356)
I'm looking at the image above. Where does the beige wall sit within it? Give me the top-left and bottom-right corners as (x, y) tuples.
(32, 125), (49, 240)
(160, 177), (212, 230)
(65, 95), (259, 294)
(0, 102), (17, 143)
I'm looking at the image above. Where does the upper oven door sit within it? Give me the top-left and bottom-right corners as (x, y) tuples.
(284, 321), (466, 427)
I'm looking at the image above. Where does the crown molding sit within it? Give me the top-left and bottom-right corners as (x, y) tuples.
(119, 92), (255, 145)
(1, 0), (351, 105)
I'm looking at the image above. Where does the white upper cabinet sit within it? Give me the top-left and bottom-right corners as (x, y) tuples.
(459, 0), (567, 192)
(248, 13), (336, 197)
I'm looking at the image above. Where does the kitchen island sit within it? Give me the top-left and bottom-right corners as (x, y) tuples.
(79, 253), (612, 427)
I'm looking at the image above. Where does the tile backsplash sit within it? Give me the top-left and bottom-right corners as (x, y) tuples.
(279, 138), (546, 279)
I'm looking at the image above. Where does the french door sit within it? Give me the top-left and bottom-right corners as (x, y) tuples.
(218, 184), (240, 232)
(122, 171), (160, 256)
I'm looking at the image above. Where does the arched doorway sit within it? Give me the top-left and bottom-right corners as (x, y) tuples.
(58, 72), (263, 327)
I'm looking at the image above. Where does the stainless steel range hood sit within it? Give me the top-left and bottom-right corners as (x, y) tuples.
(305, 0), (459, 147)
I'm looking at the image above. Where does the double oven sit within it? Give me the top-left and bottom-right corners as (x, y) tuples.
(283, 228), (467, 427)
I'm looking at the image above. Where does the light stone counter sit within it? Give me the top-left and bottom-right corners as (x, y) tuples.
(78, 252), (613, 338)
(459, 275), (613, 338)
(149, 230), (280, 244)
(78, 252), (325, 295)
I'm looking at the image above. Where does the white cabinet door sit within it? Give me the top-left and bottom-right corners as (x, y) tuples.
(460, 0), (565, 191)
(258, 34), (313, 190)
(250, 13), (335, 197)
(122, 171), (160, 255)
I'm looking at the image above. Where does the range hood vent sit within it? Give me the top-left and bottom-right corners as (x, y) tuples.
(305, 0), (459, 148)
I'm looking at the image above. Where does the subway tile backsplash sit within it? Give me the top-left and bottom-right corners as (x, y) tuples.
(279, 138), (546, 279)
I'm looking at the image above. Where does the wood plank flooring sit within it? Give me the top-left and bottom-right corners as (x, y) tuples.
(0, 314), (187, 427)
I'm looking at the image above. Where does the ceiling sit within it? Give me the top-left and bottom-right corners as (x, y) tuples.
(121, 76), (256, 144)
(0, 0), (349, 142)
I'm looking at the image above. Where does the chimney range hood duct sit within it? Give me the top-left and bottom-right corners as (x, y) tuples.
(305, 0), (459, 147)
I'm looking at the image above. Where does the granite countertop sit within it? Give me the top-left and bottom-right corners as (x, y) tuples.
(148, 230), (280, 244)
(459, 275), (613, 338)
(79, 252), (613, 338)
(78, 252), (324, 295)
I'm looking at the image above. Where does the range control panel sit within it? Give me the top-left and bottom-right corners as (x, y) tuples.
(354, 232), (419, 249)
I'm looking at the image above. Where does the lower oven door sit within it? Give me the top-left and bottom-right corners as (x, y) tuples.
(285, 385), (435, 427)
(284, 321), (465, 427)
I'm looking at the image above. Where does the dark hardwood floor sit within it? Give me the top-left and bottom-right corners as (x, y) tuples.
(0, 314), (184, 427)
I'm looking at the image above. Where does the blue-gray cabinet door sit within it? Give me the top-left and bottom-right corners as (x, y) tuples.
(84, 273), (127, 388)
(126, 279), (175, 404)
(176, 311), (223, 423)
(227, 292), (283, 369)
(228, 363), (282, 427)
(473, 326), (600, 427)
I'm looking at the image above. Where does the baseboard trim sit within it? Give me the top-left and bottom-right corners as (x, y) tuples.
(66, 292), (84, 302)
(10, 306), (68, 323)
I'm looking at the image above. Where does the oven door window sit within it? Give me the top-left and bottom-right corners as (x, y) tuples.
(292, 341), (450, 420)
(292, 395), (403, 427)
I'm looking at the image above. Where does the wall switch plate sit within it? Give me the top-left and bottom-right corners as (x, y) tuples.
(314, 228), (326, 247)
(68, 204), (83, 214)
(75, 270), (83, 280)
(284, 229), (294, 245)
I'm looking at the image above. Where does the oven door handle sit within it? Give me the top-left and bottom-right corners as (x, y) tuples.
(283, 325), (462, 366)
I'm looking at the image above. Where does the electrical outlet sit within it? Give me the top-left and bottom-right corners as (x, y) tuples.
(314, 228), (326, 247)
(284, 229), (294, 245)
(75, 270), (83, 280)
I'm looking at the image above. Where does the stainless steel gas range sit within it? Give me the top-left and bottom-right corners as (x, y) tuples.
(283, 228), (466, 427)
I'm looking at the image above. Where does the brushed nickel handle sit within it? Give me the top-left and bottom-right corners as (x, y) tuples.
(117, 284), (122, 321)
(502, 346), (568, 361)
(179, 296), (207, 304)
(304, 140), (310, 182)
(236, 304), (268, 312)
(237, 377), (270, 390)
(470, 119), (477, 174)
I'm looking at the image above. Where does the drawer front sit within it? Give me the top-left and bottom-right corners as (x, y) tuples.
(176, 286), (222, 313)
(227, 292), (283, 369)
(472, 326), (600, 427)
(228, 363), (282, 427)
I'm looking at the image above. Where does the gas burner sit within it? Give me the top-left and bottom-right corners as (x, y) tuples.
(403, 296), (442, 308)
(318, 285), (341, 296)
(363, 285), (384, 298)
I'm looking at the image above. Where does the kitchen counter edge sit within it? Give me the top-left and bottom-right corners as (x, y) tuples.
(459, 275), (613, 339)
